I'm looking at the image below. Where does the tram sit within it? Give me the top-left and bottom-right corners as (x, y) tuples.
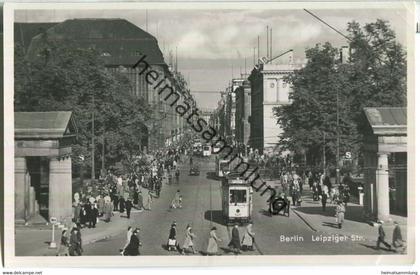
(215, 158), (230, 177)
(221, 173), (253, 225)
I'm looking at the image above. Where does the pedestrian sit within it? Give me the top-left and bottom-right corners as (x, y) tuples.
(171, 190), (182, 209)
(167, 222), (178, 251)
(321, 191), (328, 212)
(112, 188), (119, 212)
(206, 226), (222, 255)
(168, 171), (173, 185)
(119, 196), (125, 213)
(156, 178), (162, 198)
(392, 221), (405, 252)
(146, 190), (153, 210)
(124, 228), (141, 256)
(291, 181), (299, 206)
(137, 191), (144, 212)
(335, 201), (346, 229)
(133, 188), (139, 206)
(89, 204), (99, 228)
(324, 174), (332, 194)
(79, 204), (87, 228)
(121, 226), (134, 255)
(241, 222), (256, 251)
(175, 168), (180, 184)
(125, 199), (133, 219)
(56, 230), (69, 256)
(228, 224), (241, 254)
(376, 221), (392, 251)
(312, 183), (318, 201)
(72, 200), (81, 223)
(69, 227), (82, 256)
(103, 196), (113, 222)
(281, 193), (290, 216)
(181, 225), (197, 254)
(97, 195), (105, 217)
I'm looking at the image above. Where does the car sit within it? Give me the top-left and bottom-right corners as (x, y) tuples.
(212, 144), (221, 154)
(202, 145), (212, 157)
(268, 195), (289, 217)
(189, 165), (200, 176)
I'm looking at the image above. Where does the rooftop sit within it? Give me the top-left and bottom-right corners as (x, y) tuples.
(15, 111), (77, 139)
(363, 107), (407, 136)
(24, 18), (165, 66)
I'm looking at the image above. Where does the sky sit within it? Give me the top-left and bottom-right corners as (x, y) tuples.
(15, 8), (409, 109)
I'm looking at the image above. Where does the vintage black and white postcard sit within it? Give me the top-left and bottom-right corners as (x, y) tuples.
(2, 1), (416, 267)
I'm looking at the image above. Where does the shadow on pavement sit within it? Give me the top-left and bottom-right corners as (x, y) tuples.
(359, 243), (395, 253)
(295, 205), (367, 224)
(204, 210), (225, 225)
(322, 221), (339, 228)
(258, 209), (272, 217)
(206, 172), (220, 181)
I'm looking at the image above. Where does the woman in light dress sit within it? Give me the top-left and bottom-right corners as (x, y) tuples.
(181, 224), (197, 254)
(206, 227), (222, 255)
(241, 222), (256, 251)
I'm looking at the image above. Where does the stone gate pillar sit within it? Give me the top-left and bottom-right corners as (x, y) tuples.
(49, 156), (72, 222)
(376, 153), (390, 222)
(15, 157), (27, 221)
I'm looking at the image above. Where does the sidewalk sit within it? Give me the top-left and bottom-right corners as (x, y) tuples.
(263, 179), (407, 246)
(15, 210), (140, 256)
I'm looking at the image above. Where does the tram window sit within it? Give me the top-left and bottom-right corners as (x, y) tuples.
(230, 190), (247, 203)
(221, 163), (229, 171)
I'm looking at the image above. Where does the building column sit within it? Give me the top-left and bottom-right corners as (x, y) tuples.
(49, 156), (72, 222)
(376, 153), (390, 221)
(15, 157), (28, 221)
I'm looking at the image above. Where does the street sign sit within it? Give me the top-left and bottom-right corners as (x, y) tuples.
(49, 217), (57, 224)
(345, 152), (352, 159)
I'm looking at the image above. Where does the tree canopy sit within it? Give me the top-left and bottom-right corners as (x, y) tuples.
(274, 19), (406, 169)
(15, 36), (151, 175)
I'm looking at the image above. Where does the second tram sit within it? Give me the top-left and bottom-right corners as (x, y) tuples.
(221, 174), (253, 225)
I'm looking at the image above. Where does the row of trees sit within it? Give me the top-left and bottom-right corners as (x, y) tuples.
(15, 37), (151, 176)
(274, 19), (406, 170)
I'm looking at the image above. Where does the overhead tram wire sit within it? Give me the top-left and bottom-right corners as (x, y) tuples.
(303, 9), (352, 42)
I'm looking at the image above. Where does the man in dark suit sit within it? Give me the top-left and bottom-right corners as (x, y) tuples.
(125, 199), (133, 219)
(89, 204), (99, 228)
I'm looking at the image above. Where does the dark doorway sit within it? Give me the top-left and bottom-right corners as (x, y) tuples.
(26, 156), (49, 220)
(389, 152), (407, 217)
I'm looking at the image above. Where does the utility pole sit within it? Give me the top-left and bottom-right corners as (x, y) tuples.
(336, 89), (340, 184)
(91, 94), (95, 181)
(323, 131), (326, 175)
(257, 36), (260, 61)
(146, 10), (148, 32)
(270, 28), (273, 61)
(266, 26), (269, 58)
(175, 46), (178, 73)
(101, 134), (105, 173)
(253, 47), (256, 65)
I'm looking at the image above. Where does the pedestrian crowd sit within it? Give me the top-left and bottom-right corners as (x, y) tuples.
(162, 221), (257, 256)
(56, 147), (184, 256)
